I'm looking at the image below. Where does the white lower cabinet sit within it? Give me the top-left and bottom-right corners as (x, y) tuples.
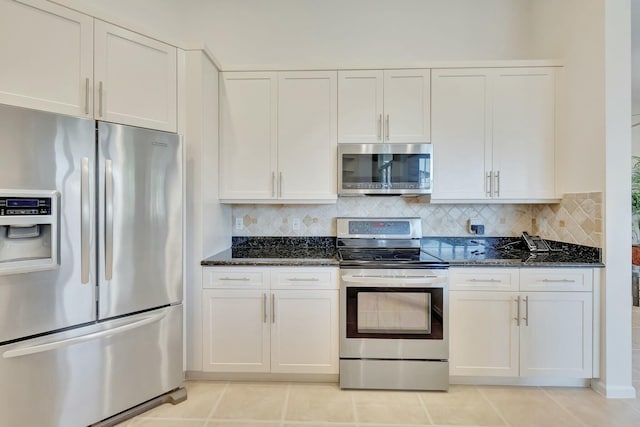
(450, 268), (595, 379)
(202, 267), (339, 374)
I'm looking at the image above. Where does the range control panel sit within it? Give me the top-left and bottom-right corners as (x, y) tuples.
(348, 220), (411, 235)
(0, 197), (52, 216)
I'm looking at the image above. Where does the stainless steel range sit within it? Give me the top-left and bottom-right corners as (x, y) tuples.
(337, 217), (449, 391)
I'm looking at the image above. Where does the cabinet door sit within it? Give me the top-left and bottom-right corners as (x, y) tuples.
(492, 68), (556, 199)
(337, 70), (383, 143)
(277, 72), (337, 201)
(270, 290), (339, 374)
(383, 69), (430, 143)
(431, 69), (492, 200)
(202, 289), (270, 372)
(449, 291), (519, 377)
(519, 292), (593, 378)
(219, 72), (278, 200)
(0, 0), (93, 117)
(94, 20), (177, 132)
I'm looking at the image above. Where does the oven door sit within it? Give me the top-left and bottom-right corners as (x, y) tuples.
(339, 268), (448, 360)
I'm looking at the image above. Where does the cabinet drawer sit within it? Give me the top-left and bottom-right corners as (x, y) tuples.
(203, 268), (269, 289)
(271, 268), (338, 289)
(450, 268), (519, 291)
(519, 268), (593, 292)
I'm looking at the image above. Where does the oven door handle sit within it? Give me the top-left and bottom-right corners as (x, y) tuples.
(341, 274), (447, 285)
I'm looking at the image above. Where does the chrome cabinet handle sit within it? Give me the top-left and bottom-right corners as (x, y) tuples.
(468, 278), (501, 283)
(271, 294), (275, 324)
(385, 114), (390, 140)
(279, 172), (283, 197)
(105, 159), (113, 281)
(523, 295), (529, 326)
(219, 277), (250, 281)
(272, 172), (276, 197)
(494, 170), (500, 197)
(540, 278), (577, 283)
(98, 81), (103, 117)
(84, 78), (90, 115)
(486, 171), (492, 197)
(377, 114), (382, 140)
(80, 157), (90, 284)
(287, 278), (320, 282)
(262, 293), (267, 323)
(515, 296), (521, 326)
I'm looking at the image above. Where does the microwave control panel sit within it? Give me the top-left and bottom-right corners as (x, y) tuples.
(0, 197), (52, 216)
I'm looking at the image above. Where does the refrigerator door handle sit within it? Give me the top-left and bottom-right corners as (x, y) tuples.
(81, 157), (90, 284)
(105, 159), (114, 281)
(2, 311), (166, 359)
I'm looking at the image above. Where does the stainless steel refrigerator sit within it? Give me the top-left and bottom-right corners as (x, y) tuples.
(0, 104), (184, 427)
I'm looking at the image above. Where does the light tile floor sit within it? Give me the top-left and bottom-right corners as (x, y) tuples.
(117, 307), (640, 427)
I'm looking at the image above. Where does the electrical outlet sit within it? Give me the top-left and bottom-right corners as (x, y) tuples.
(468, 218), (484, 235)
(235, 217), (243, 230)
(292, 218), (301, 231)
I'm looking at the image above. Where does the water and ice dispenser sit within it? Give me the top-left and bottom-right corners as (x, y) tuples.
(0, 190), (59, 275)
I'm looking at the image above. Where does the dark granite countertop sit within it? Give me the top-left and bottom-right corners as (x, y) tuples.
(421, 237), (604, 268)
(201, 236), (604, 268)
(201, 237), (339, 266)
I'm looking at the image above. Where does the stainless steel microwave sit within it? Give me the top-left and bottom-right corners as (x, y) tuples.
(338, 143), (432, 196)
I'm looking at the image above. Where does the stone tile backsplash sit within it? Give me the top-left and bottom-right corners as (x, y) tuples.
(531, 192), (603, 248)
(231, 193), (603, 247)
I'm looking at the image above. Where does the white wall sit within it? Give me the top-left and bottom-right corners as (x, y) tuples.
(530, 0), (634, 398)
(53, 0), (533, 69)
(529, 0), (605, 195)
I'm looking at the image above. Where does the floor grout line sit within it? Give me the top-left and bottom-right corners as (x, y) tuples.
(417, 392), (435, 425)
(350, 389), (359, 427)
(279, 382), (291, 427)
(539, 386), (588, 427)
(205, 381), (229, 421)
(476, 386), (511, 427)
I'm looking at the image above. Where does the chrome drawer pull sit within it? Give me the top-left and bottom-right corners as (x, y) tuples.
(514, 296), (521, 326)
(468, 278), (501, 283)
(539, 279), (577, 283)
(287, 278), (320, 282)
(219, 277), (251, 281)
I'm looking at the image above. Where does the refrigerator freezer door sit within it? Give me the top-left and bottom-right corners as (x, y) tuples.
(0, 304), (183, 427)
(98, 122), (182, 319)
(0, 105), (96, 343)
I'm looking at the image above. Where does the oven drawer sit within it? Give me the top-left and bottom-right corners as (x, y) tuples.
(450, 268), (519, 291)
(203, 267), (269, 289)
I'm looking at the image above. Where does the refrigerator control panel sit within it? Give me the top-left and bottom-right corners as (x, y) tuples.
(0, 197), (52, 216)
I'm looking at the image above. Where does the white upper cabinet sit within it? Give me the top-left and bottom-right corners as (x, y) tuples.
(220, 71), (337, 203)
(431, 67), (557, 202)
(431, 69), (491, 199)
(94, 20), (177, 132)
(338, 69), (430, 143)
(0, 0), (177, 132)
(277, 72), (337, 201)
(0, 0), (94, 117)
(219, 72), (278, 200)
(492, 69), (556, 200)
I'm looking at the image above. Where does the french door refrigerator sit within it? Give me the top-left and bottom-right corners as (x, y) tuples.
(0, 104), (183, 427)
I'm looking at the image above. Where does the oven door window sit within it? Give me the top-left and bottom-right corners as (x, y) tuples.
(346, 287), (443, 339)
